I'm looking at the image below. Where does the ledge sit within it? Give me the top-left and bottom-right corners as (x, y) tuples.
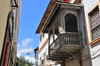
(89, 37), (100, 46)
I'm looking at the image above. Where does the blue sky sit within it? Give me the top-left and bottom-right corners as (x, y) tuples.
(17, 0), (50, 64)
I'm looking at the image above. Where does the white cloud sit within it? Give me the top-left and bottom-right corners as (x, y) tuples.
(25, 56), (35, 64)
(17, 52), (21, 58)
(22, 38), (33, 46)
(18, 47), (33, 54)
(17, 38), (35, 66)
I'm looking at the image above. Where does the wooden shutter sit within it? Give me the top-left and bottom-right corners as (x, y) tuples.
(89, 7), (100, 30)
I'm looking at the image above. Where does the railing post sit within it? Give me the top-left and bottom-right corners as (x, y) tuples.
(59, 34), (61, 47)
(48, 34), (50, 56)
(79, 33), (82, 46)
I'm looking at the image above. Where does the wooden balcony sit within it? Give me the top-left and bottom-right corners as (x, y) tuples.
(48, 32), (83, 61)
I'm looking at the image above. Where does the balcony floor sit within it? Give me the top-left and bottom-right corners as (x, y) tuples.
(59, 45), (82, 52)
(48, 49), (80, 61)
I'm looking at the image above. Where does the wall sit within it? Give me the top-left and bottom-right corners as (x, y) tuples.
(0, 0), (22, 66)
(0, 0), (11, 60)
(12, 0), (22, 65)
(39, 34), (48, 50)
(91, 42), (100, 66)
(82, 0), (100, 66)
(82, 0), (100, 42)
(38, 34), (60, 66)
(65, 60), (80, 66)
(38, 34), (50, 66)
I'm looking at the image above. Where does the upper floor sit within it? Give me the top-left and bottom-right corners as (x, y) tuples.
(36, 0), (86, 64)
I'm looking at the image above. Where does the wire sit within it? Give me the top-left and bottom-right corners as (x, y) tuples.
(82, 48), (100, 62)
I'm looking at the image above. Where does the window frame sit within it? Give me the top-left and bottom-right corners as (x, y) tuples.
(87, 2), (100, 45)
(89, 6), (100, 40)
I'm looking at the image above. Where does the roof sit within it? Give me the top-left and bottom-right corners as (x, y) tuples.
(34, 47), (39, 52)
(35, 0), (57, 34)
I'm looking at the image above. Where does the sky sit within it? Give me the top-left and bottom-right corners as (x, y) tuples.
(17, 0), (50, 64)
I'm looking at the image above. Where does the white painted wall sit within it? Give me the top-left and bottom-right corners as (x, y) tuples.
(39, 34), (48, 50)
(38, 34), (60, 66)
(82, 0), (100, 66)
(91, 42), (100, 66)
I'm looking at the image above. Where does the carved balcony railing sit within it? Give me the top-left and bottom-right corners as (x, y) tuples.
(49, 32), (83, 56)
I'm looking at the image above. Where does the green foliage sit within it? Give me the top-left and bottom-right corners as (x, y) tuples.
(18, 55), (33, 66)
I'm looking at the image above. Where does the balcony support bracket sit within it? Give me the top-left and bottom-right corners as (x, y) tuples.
(72, 53), (82, 66)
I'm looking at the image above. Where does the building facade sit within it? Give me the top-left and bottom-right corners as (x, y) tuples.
(83, 0), (100, 66)
(36, 0), (100, 66)
(0, 0), (21, 66)
(34, 47), (39, 66)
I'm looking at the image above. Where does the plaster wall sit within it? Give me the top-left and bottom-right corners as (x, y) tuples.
(0, 0), (11, 59)
(39, 34), (48, 49)
(38, 41), (49, 65)
(38, 36), (52, 66)
(38, 35), (60, 66)
(91, 42), (100, 66)
(0, 0), (21, 65)
(65, 60), (80, 66)
(82, 0), (100, 66)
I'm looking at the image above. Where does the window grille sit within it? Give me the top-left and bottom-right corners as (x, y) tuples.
(89, 6), (100, 40)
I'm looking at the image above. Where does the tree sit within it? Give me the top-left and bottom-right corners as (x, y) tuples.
(18, 55), (34, 66)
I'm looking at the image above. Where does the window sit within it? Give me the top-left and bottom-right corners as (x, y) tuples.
(89, 6), (100, 40)
(44, 53), (47, 64)
(40, 33), (45, 42)
(40, 34), (42, 42)
(36, 51), (38, 60)
(43, 33), (44, 38)
(65, 14), (78, 32)
(41, 60), (44, 65)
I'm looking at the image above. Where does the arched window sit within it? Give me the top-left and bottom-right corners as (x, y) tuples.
(65, 14), (78, 32)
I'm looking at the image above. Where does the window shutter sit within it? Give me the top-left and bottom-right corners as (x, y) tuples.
(89, 6), (100, 40)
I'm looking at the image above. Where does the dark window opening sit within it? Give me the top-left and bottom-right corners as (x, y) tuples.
(41, 60), (44, 65)
(40, 34), (42, 42)
(65, 14), (78, 33)
(55, 23), (59, 35)
(50, 29), (53, 36)
(43, 33), (44, 38)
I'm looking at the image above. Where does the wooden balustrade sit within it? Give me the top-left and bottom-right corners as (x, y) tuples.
(49, 32), (82, 55)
